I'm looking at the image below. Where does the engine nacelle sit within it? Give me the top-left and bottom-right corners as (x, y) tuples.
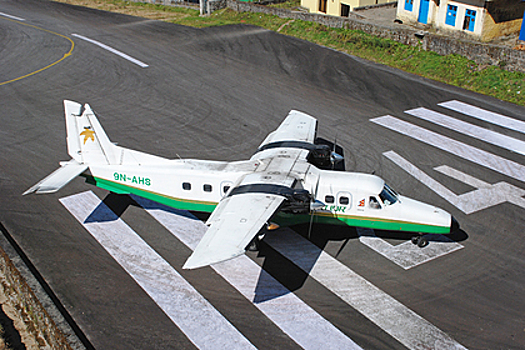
(307, 144), (332, 168)
(281, 189), (312, 214)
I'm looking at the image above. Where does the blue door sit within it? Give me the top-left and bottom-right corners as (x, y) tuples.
(418, 0), (430, 24)
(445, 5), (457, 27)
(463, 9), (476, 32)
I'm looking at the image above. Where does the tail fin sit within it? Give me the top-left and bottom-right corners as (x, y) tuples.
(65, 100), (118, 165)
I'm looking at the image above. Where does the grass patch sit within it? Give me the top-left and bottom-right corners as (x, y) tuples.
(54, 0), (525, 106)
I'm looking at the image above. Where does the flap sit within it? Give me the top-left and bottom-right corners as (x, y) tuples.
(183, 192), (285, 269)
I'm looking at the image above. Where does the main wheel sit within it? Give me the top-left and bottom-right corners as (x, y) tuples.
(411, 236), (420, 245)
(247, 237), (260, 251)
(417, 236), (428, 248)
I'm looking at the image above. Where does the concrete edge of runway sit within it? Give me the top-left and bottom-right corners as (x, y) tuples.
(0, 223), (91, 350)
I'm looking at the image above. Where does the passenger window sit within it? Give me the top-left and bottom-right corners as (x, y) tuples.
(223, 185), (230, 194)
(369, 196), (381, 209)
(182, 182), (191, 191)
(203, 184), (212, 192)
(325, 195), (335, 204)
(339, 196), (349, 205)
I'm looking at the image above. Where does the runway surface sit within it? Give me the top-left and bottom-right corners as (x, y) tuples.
(1, 0), (524, 349)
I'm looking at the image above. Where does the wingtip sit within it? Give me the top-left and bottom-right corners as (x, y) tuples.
(22, 187), (35, 196)
(182, 262), (198, 270)
(22, 183), (61, 196)
(182, 254), (213, 270)
(183, 249), (245, 270)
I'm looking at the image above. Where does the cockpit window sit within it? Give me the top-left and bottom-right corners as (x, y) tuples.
(379, 184), (398, 206)
(369, 196), (381, 209)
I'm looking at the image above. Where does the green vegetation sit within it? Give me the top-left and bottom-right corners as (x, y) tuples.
(56, 0), (525, 106)
(275, 22), (525, 105)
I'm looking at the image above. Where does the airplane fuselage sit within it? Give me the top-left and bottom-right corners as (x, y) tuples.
(86, 156), (452, 234)
(26, 102), (455, 268)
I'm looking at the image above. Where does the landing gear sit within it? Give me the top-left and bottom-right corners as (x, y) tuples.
(411, 235), (428, 248)
(247, 233), (266, 252)
(247, 238), (259, 251)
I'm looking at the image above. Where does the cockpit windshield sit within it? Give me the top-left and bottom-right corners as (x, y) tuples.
(379, 184), (399, 206)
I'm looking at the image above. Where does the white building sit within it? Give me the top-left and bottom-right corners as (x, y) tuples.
(396, 0), (525, 41)
(301, 0), (392, 17)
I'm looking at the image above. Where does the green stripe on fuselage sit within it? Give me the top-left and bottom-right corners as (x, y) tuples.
(86, 176), (449, 234)
(274, 212), (450, 234)
(87, 176), (218, 213)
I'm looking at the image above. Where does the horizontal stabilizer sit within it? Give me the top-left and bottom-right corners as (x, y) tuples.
(23, 160), (88, 195)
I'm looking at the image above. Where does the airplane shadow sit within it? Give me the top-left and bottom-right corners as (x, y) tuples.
(84, 192), (209, 223)
(367, 228), (469, 243)
(253, 223), (356, 303)
(253, 222), (468, 303)
(84, 193), (138, 223)
(81, 192), (468, 305)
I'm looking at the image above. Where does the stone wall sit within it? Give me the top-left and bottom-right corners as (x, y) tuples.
(208, 0), (227, 13)
(132, 0), (525, 71)
(224, 0), (525, 71)
(0, 247), (72, 349)
(353, 1), (397, 11)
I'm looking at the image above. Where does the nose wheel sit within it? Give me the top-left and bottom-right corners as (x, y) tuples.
(411, 235), (428, 248)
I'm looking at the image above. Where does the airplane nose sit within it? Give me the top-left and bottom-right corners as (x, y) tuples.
(450, 216), (460, 233)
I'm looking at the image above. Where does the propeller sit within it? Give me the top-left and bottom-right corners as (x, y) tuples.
(330, 134), (344, 170)
(307, 175), (323, 240)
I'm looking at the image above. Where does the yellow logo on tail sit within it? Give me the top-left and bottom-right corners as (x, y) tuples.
(80, 128), (95, 144)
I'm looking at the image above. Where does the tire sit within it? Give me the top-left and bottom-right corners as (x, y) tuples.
(417, 237), (428, 248)
(247, 238), (259, 251)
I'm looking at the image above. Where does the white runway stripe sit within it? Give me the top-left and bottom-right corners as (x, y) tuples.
(357, 227), (464, 270)
(371, 116), (525, 183)
(135, 196), (363, 350)
(71, 34), (149, 68)
(439, 100), (525, 134)
(60, 191), (255, 350)
(406, 107), (525, 156)
(265, 229), (467, 350)
(0, 11), (25, 21)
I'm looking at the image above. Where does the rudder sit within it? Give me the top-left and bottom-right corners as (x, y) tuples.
(64, 100), (118, 165)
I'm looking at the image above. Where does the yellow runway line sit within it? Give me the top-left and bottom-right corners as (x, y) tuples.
(0, 17), (75, 86)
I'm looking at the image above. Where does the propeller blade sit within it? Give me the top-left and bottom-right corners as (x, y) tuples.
(308, 175), (322, 240)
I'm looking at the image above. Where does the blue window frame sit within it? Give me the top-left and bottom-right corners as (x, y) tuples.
(404, 0), (413, 12)
(445, 5), (457, 26)
(520, 9), (525, 41)
(463, 9), (476, 32)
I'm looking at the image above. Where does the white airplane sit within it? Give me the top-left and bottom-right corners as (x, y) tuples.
(24, 101), (457, 269)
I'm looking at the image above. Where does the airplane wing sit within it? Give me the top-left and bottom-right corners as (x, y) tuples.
(183, 172), (297, 269)
(182, 192), (286, 269)
(257, 110), (318, 148)
(184, 112), (318, 269)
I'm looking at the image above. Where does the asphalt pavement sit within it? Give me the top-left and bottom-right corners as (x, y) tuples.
(0, 0), (524, 349)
